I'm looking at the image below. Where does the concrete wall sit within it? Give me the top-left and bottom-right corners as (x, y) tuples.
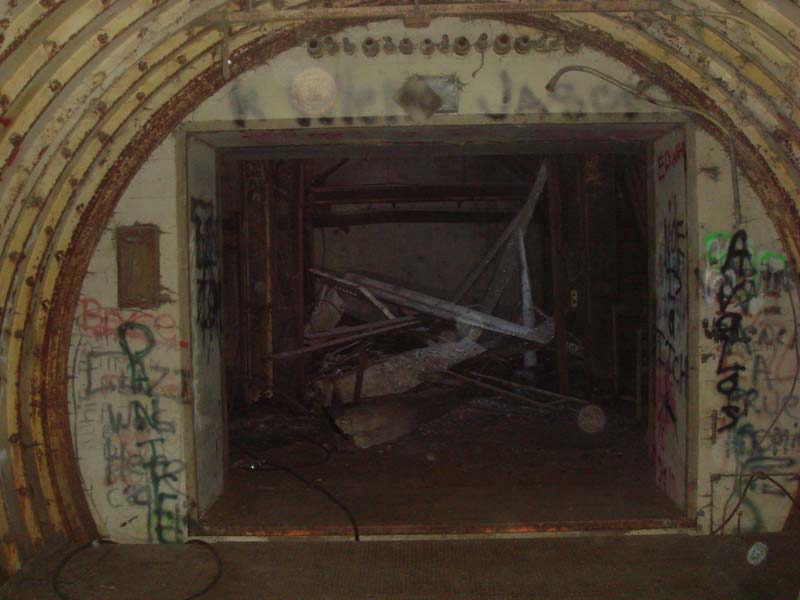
(186, 138), (224, 516)
(693, 129), (799, 534)
(67, 139), (189, 542)
(66, 19), (799, 542)
(652, 127), (689, 510)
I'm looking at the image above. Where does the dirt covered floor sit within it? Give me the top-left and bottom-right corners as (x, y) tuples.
(5, 533), (799, 599)
(198, 396), (687, 537)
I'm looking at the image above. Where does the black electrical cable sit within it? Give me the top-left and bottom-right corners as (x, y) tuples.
(235, 443), (360, 541)
(711, 473), (758, 536)
(712, 471), (800, 535)
(53, 539), (117, 600)
(759, 474), (800, 515)
(235, 436), (333, 471)
(52, 538), (222, 599)
(183, 539), (223, 599)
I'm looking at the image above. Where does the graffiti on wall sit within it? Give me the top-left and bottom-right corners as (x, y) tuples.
(702, 228), (799, 532)
(652, 133), (688, 507)
(71, 298), (188, 542)
(191, 198), (220, 343)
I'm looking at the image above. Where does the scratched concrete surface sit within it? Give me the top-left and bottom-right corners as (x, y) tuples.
(2, 533), (799, 599)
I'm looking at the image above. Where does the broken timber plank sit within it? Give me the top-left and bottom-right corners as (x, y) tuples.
(315, 337), (485, 404)
(309, 268), (396, 319)
(468, 372), (589, 406)
(304, 285), (344, 335)
(439, 370), (552, 409)
(345, 272), (554, 344)
(329, 388), (469, 449)
(306, 316), (421, 341)
(270, 319), (421, 360)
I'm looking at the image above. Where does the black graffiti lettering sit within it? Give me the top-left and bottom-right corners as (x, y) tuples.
(711, 230), (757, 432)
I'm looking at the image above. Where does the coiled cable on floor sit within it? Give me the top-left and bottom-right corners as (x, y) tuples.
(236, 443), (360, 542)
(711, 472), (800, 535)
(52, 538), (222, 599)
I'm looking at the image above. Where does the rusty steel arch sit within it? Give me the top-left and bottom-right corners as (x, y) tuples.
(1, 0), (800, 576)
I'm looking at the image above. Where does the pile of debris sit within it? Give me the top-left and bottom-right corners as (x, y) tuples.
(269, 164), (606, 448)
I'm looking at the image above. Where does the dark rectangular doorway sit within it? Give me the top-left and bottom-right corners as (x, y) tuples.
(192, 137), (690, 538)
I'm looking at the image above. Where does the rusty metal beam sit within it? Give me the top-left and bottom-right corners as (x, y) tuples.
(546, 157), (569, 396)
(205, 2), (665, 26)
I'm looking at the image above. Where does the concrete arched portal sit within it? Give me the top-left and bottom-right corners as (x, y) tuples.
(1, 0), (800, 576)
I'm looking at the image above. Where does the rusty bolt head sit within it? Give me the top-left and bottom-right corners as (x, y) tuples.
(494, 33), (511, 55)
(564, 35), (582, 54)
(454, 36), (470, 56)
(399, 38), (414, 55)
(55, 250), (65, 262)
(420, 38), (436, 55)
(9, 133), (22, 145)
(14, 330), (24, 340)
(76, 203), (84, 213)
(323, 36), (339, 56)
(9, 251), (22, 262)
(97, 131), (110, 145)
(49, 79), (62, 92)
(136, 91), (147, 102)
(138, 60), (148, 72)
(60, 146), (72, 158)
(94, 100), (108, 114)
(514, 35), (531, 54)
(43, 40), (58, 57)
(8, 433), (20, 445)
(25, 276), (35, 287)
(28, 196), (42, 208)
(342, 37), (356, 55)
(177, 54), (187, 65)
(307, 38), (323, 58)
(97, 32), (109, 45)
(362, 37), (379, 58)
(41, 299), (51, 311)
(69, 177), (79, 187)
(44, 225), (54, 236)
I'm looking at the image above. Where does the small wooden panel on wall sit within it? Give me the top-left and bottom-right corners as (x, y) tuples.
(116, 223), (161, 309)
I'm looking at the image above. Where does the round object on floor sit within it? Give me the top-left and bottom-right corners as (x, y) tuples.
(746, 541), (768, 566)
(577, 404), (607, 434)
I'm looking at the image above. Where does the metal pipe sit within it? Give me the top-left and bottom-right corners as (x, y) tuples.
(545, 65), (742, 226)
(204, 1), (665, 25)
(344, 272), (554, 343)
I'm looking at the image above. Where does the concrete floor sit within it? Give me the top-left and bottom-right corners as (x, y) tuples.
(3, 533), (799, 599)
(200, 399), (687, 537)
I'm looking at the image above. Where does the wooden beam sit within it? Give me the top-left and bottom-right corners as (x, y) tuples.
(306, 316), (420, 341)
(546, 157), (569, 396)
(310, 183), (529, 204)
(270, 318), (421, 360)
(580, 156), (594, 402)
(311, 209), (518, 227)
